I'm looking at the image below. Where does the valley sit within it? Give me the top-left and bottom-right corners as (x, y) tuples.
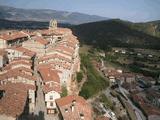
(0, 4), (160, 120)
(77, 45), (160, 120)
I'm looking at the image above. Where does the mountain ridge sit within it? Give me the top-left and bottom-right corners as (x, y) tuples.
(0, 5), (109, 25)
(71, 19), (160, 50)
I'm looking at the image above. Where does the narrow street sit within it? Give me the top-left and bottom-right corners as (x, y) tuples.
(34, 57), (59, 120)
(34, 77), (46, 118)
(34, 57), (46, 117)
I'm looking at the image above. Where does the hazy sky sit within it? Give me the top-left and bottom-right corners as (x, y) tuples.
(0, 0), (160, 22)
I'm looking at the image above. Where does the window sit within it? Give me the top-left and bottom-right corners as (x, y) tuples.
(50, 102), (53, 106)
(29, 98), (32, 103)
(50, 95), (53, 100)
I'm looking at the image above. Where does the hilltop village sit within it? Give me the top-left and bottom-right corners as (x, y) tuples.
(0, 20), (93, 120)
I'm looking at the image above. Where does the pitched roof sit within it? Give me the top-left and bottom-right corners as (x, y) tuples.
(8, 46), (36, 57)
(53, 28), (72, 35)
(0, 31), (28, 41)
(37, 29), (63, 36)
(39, 53), (72, 63)
(56, 95), (92, 120)
(0, 70), (36, 82)
(43, 83), (61, 93)
(0, 83), (35, 117)
(3, 65), (33, 75)
(7, 60), (32, 68)
(21, 30), (36, 37)
(55, 46), (74, 54)
(39, 61), (71, 70)
(31, 36), (49, 45)
(38, 67), (60, 83)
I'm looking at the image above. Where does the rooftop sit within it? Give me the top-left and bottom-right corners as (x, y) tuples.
(0, 83), (35, 117)
(38, 67), (60, 83)
(7, 46), (36, 57)
(0, 31), (28, 41)
(31, 36), (49, 45)
(56, 95), (92, 120)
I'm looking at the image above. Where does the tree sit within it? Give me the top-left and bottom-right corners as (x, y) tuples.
(61, 85), (68, 97)
(76, 71), (83, 82)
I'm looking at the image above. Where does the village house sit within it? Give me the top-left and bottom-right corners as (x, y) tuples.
(136, 75), (156, 87)
(0, 69), (36, 86)
(53, 28), (72, 37)
(46, 49), (73, 64)
(103, 110), (117, 120)
(37, 29), (64, 44)
(121, 82), (138, 93)
(121, 50), (126, 54)
(146, 89), (160, 108)
(6, 46), (36, 62)
(132, 94), (160, 120)
(38, 67), (61, 114)
(5, 58), (33, 70)
(0, 83), (36, 120)
(39, 54), (80, 87)
(48, 45), (75, 57)
(56, 95), (92, 120)
(0, 31), (29, 49)
(38, 61), (73, 86)
(1, 65), (34, 76)
(0, 49), (8, 69)
(38, 53), (72, 65)
(116, 73), (136, 85)
(22, 36), (49, 56)
(103, 69), (122, 84)
(114, 49), (119, 53)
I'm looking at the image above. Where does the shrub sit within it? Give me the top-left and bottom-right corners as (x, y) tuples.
(76, 71), (83, 82)
(61, 85), (68, 97)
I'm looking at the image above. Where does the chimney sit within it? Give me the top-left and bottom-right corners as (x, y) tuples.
(8, 32), (12, 35)
(49, 82), (52, 87)
(65, 108), (68, 113)
(71, 104), (74, 112)
(72, 100), (76, 104)
(71, 100), (76, 112)
(80, 113), (84, 120)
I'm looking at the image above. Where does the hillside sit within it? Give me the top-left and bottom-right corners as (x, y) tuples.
(130, 20), (160, 38)
(0, 5), (108, 25)
(71, 19), (160, 50)
(0, 19), (71, 29)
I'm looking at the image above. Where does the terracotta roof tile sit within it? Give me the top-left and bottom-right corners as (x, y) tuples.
(8, 46), (36, 57)
(31, 36), (49, 45)
(0, 83), (35, 117)
(39, 53), (72, 63)
(56, 95), (92, 120)
(0, 31), (28, 41)
(43, 83), (61, 93)
(0, 69), (36, 82)
(38, 67), (60, 83)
